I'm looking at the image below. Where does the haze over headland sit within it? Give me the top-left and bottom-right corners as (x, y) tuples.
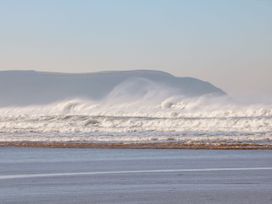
(0, 70), (225, 106)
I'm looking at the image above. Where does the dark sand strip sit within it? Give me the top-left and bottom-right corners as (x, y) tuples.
(0, 141), (271, 150)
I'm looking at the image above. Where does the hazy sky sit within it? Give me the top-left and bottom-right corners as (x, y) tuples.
(0, 0), (271, 100)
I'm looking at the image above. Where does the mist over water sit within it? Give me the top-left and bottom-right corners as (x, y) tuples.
(0, 78), (271, 145)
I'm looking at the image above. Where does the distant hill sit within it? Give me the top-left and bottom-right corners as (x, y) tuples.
(0, 70), (226, 106)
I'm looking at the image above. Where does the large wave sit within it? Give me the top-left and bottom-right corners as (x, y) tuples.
(0, 78), (271, 145)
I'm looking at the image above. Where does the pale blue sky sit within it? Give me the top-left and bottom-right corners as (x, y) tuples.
(0, 0), (271, 99)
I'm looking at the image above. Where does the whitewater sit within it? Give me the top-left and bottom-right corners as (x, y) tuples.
(0, 80), (271, 146)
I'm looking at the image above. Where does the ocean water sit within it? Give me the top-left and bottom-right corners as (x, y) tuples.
(0, 94), (271, 145)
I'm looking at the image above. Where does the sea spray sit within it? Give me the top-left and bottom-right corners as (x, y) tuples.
(0, 90), (271, 145)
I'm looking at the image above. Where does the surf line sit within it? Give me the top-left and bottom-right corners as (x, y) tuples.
(1, 167), (272, 180)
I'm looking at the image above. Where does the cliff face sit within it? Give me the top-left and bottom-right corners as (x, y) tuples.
(0, 70), (225, 106)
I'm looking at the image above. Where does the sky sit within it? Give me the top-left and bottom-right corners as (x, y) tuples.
(0, 0), (271, 100)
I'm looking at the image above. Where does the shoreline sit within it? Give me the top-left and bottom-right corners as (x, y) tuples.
(0, 141), (272, 150)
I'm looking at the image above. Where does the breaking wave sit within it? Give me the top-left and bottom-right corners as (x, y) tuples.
(0, 78), (271, 145)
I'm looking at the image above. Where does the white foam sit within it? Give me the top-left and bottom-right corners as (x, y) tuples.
(0, 94), (271, 145)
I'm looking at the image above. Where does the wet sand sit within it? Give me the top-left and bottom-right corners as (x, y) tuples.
(0, 141), (272, 150)
(0, 148), (272, 204)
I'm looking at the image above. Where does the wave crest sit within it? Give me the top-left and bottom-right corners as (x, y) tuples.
(0, 80), (271, 145)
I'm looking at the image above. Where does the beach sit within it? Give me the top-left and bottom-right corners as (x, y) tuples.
(1, 148), (272, 204)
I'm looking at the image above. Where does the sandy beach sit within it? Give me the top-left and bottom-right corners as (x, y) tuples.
(1, 148), (272, 204)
